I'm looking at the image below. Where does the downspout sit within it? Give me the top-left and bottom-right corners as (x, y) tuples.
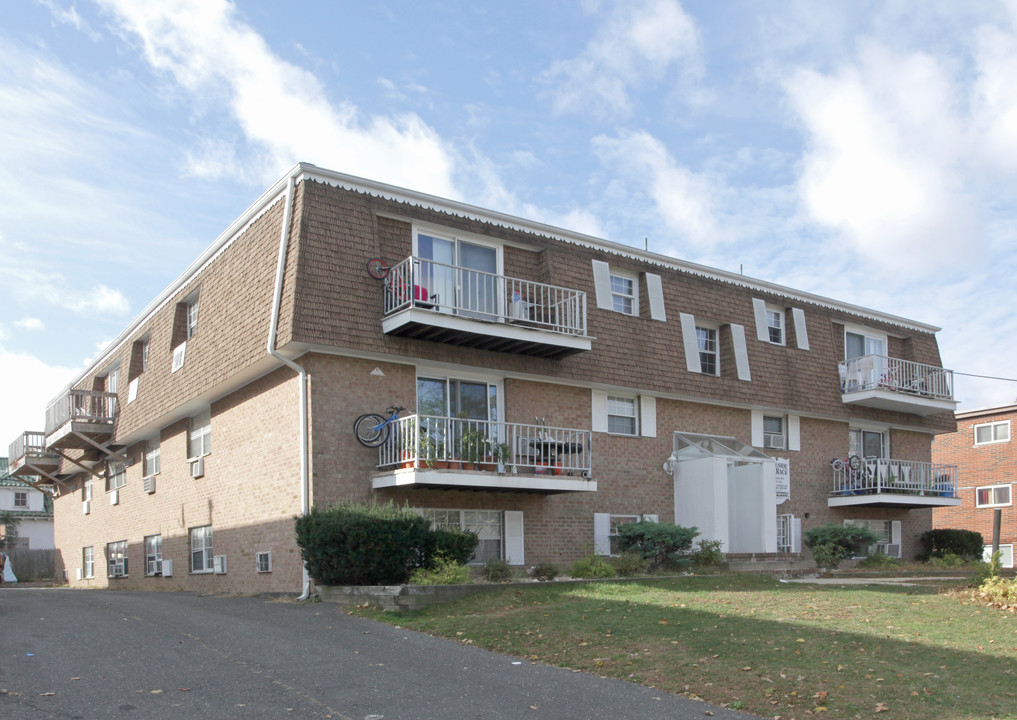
(266, 173), (312, 600)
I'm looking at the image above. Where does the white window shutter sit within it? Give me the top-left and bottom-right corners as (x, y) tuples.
(752, 299), (769, 341)
(591, 260), (613, 310)
(679, 313), (701, 373)
(792, 517), (802, 553)
(593, 513), (611, 556)
(591, 390), (608, 432)
(504, 511), (524, 565)
(788, 415), (801, 451)
(645, 273), (666, 321)
(640, 396), (656, 438)
(731, 323), (751, 381)
(891, 520), (902, 546)
(750, 410), (764, 447)
(792, 308), (810, 350)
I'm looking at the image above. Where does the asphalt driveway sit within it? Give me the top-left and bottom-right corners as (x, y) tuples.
(1, 587), (750, 720)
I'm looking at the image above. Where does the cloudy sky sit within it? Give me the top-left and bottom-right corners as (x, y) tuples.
(3, 0), (1017, 446)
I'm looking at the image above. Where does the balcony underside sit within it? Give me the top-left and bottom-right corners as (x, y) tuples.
(829, 492), (962, 508)
(8, 454), (61, 478)
(46, 422), (114, 452)
(382, 308), (592, 359)
(841, 389), (957, 416)
(372, 467), (597, 494)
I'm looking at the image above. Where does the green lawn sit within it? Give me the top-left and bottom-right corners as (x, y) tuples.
(353, 575), (1017, 720)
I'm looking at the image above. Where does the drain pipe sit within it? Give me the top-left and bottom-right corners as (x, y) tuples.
(266, 172), (312, 600)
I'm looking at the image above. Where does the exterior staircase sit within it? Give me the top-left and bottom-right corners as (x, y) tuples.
(724, 552), (816, 577)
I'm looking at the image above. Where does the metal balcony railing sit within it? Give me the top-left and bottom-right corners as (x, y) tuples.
(383, 256), (588, 337)
(45, 389), (118, 436)
(8, 431), (47, 464)
(378, 414), (592, 477)
(839, 355), (954, 401)
(831, 457), (958, 498)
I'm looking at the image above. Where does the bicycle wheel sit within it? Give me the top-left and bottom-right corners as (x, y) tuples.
(366, 258), (389, 279)
(354, 413), (389, 447)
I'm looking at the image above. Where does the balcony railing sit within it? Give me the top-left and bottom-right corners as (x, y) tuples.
(8, 431), (48, 464)
(830, 457), (958, 498)
(383, 256), (588, 337)
(377, 414), (592, 477)
(839, 355), (954, 401)
(45, 389), (118, 436)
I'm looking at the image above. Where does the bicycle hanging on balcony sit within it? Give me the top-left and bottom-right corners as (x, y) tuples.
(354, 405), (405, 447)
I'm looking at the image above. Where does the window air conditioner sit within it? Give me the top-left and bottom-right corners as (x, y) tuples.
(190, 457), (204, 478)
(213, 555), (227, 575)
(82, 500), (90, 515)
(109, 489), (119, 505)
(162, 559), (173, 577)
(763, 435), (785, 450)
(875, 543), (900, 557)
(143, 475), (156, 494)
(76, 568), (83, 581)
(147, 559), (162, 576)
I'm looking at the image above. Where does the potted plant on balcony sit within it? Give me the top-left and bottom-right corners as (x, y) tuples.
(458, 423), (487, 471)
(490, 441), (513, 473)
(421, 430), (448, 470)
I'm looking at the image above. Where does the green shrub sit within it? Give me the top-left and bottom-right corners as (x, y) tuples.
(858, 553), (901, 569)
(409, 556), (472, 585)
(804, 523), (878, 557)
(811, 542), (846, 572)
(918, 528), (984, 561)
(433, 528), (479, 565)
(294, 502), (434, 585)
(482, 557), (514, 582)
(617, 522), (699, 570)
(611, 551), (649, 577)
(689, 539), (725, 569)
(973, 552), (1001, 585)
(571, 554), (615, 579)
(531, 561), (559, 581)
(926, 551), (965, 568)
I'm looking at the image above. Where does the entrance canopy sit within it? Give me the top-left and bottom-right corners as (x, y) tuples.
(673, 432), (770, 464)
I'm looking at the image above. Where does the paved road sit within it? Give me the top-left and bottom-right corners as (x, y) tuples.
(1, 587), (750, 720)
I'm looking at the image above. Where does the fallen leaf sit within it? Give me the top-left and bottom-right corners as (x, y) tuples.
(814, 691), (829, 700)
(875, 702), (889, 713)
(150, 690), (163, 694)
(40, 692), (55, 697)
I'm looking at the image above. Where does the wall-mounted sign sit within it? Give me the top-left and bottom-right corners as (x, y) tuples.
(775, 457), (790, 504)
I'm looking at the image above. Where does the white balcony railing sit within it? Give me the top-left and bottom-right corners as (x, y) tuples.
(831, 457), (958, 498)
(378, 414), (592, 477)
(383, 256), (587, 337)
(8, 431), (47, 464)
(839, 355), (954, 402)
(45, 389), (118, 436)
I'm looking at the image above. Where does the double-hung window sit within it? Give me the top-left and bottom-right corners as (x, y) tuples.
(610, 272), (637, 315)
(186, 297), (199, 339)
(976, 484), (1012, 508)
(766, 308), (784, 344)
(145, 534), (163, 576)
(763, 416), (786, 450)
(697, 326), (718, 376)
(14, 491), (27, 508)
(144, 443), (161, 477)
(83, 546), (94, 579)
(107, 540), (128, 577)
(107, 461), (127, 491)
(974, 421), (1010, 446)
(417, 509), (505, 565)
(189, 410), (211, 459)
(190, 525), (214, 573)
(607, 396), (637, 435)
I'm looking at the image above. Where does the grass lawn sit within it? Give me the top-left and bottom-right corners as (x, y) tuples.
(353, 574), (1017, 720)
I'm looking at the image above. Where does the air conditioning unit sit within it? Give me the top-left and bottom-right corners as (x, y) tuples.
(190, 457), (204, 478)
(875, 543), (901, 558)
(256, 551), (272, 573)
(213, 555), (228, 575)
(76, 568), (83, 581)
(162, 559), (173, 577)
(143, 475), (156, 494)
(109, 489), (119, 505)
(82, 500), (90, 515)
(147, 559), (162, 576)
(763, 435), (785, 450)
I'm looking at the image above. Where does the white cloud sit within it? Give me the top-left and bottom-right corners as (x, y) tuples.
(971, 18), (1017, 174)
(0, 347), (77, 447)
(0, 262), (129, 317)
(96, 0), (461, 198)
(15, 318), (44, 332)
(541, 0), (702, 117)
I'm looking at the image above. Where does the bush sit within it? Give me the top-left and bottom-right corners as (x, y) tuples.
(918, 529), (984, 561)
(926, 552), (965, 568)
(433, 528), (479, 565)
(858, 553), (901, 569)
(294, 502), (434, 585)
(571, 554), (615, 579)
(482, 557), (514, 582)
(804, 523), (878, 557)
(611, 551), (649, 577)
(811, 542), (846, 572)
(531, 561), (559, 581)
(617, 522), (699, 570)
(689, 539), (725, 569)
(978, 575), (1017, 605)
(409, 556), (472, 585)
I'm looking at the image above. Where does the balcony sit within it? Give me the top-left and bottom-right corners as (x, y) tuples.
(7, 431), (61, 478)
(828, 457), (961, 508)
(45, 389), (118, 451)
(371, 414), (596, 494)
(381, 256), (592, 359)
(839, 355), (957, 416)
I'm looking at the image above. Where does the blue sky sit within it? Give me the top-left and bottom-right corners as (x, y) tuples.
(2, 0), (1017, 445)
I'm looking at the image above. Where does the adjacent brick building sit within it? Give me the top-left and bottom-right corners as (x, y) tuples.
(8, 163), (961, 594)
(933, 404), (1016, 568)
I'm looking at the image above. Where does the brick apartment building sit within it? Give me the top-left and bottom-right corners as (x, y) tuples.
(8, 163), (962, 595)
(933, 404), (1016, 569)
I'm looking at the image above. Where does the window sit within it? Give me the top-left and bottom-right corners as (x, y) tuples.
(187, 297), (199, 338)
(256, 551), (272, 573)
(849, 428), (886, 459)
(82, 478), (93, 502)
(766, 308), (784, 345)
(145, 535), (163, 576)
(696, 326), (718, 376)
(83, 546), (94, 579)
(974, 421), (1010, 446)
(610, 273), (637, 315)
(190, 525), (214, 573)
(14, 491), (27, 508)
(141, 339), (149, 372)
(417, 509), (504, 564)
(763, 416), (785, 450)
(976, 484), (1012, 508)
(189, 410), (211, 459)
(107, 540), (128, 577)
(608, 514), (641, 555)
(607, 396), (637, 435)
(107, 461), (127, 491)
(984, 544), (1015, 569)
(845, 519), (891, 543)
(106, 367), (119, 395)
(844, 329), (886, 360)
(144, 442), (161, 477)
